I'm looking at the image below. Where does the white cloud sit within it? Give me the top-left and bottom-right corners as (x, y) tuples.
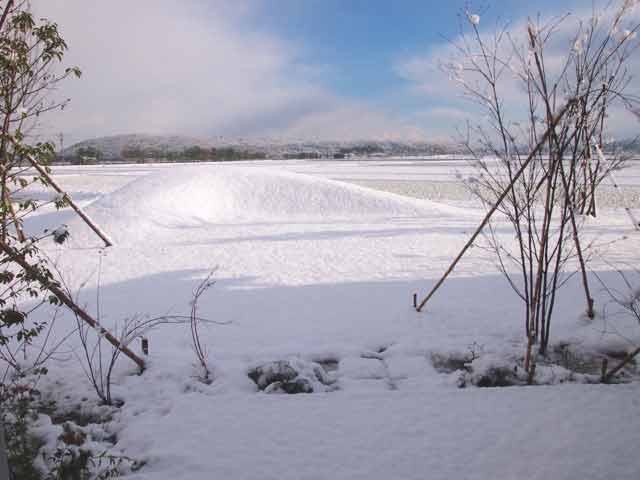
(33, 1), (307, 137)
(31, 0), (426, 143)
(267, 101), (428, 142)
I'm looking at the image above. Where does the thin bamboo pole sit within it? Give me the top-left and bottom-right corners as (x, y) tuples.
(0, 239), (145, 370)
(4, 188), (25, 242)
(603, 347), (640, 382)
(414, 99), (575, 313)
(12, 142), (113, 247)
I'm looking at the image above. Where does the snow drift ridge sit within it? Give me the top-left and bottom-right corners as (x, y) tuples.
(90, 165), (447, 220)
(73, 165), (456, 244)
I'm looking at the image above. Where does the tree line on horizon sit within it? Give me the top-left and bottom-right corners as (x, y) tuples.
(66, 144), (268, 164)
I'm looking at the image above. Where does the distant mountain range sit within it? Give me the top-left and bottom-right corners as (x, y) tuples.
(62, 133), (640, 162)
(63, 133), (463, 161)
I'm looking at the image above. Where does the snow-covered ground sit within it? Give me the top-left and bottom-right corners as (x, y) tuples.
(18, 159), (640, 479)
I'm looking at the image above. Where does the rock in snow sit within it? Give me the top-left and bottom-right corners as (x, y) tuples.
(248, 359), (336, 394)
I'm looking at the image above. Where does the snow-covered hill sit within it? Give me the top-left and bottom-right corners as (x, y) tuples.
(64, 133), (460, 160)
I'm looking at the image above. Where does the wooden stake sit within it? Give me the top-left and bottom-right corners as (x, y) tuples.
(0, 239), (144, 371)
(415, 99), (576, 313)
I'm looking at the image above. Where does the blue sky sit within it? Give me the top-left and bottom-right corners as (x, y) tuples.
(35, 0), (639, 143)
(250, 0), (582, 99)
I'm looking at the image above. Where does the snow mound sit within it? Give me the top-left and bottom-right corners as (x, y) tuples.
(86, 165), (451, 227)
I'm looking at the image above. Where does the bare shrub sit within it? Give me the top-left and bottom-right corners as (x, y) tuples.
(190, 272), (216, 383)
(68, 264), (224, 404)
(444, 2), (640, 370)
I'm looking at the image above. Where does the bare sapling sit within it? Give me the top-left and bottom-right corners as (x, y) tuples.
(190, 272), (216, 383)
(426, 1), (640, 373)
(65, 257), (226, 403)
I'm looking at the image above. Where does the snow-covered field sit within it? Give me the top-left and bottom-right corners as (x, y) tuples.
(20, 159), (640, 479)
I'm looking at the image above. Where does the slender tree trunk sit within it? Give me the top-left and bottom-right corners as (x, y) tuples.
(526, 162), (554, 368)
